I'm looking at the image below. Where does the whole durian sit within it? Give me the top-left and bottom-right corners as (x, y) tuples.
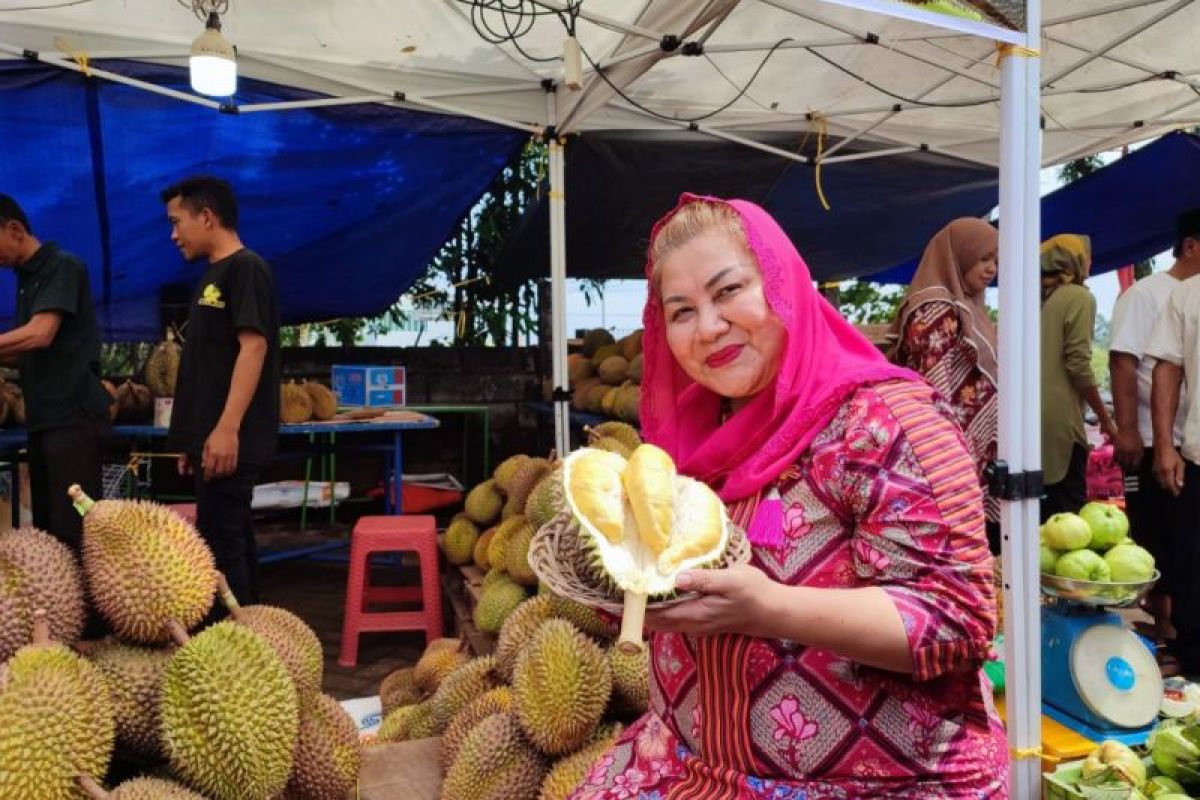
(378, 667), (421, 716)
(218, 574), (323, 707)
(513, 619), (612, 756)
(539, 728), (622, 800)
(495, 595), (555, 682)
(474, 528), (497, 571)
(525, 466), (566, 531)
(0, 618), (115, 800)
(474, 576), (529, 635)
(144, 329), (182, 397)
(439, 686), (514, 773)
(161, 621), (299, 800)
(376, 700), (437, 742)
(282, 693), (362, 800)
(0, 526), (85, 660)
(429, 656), (502, 733)
(465, 480), (504, 527)
(442, 712), (547, 800)
(70, 486), (216, 644)
(581, 328), (615, 358)
(412, 641), (469, 696)
(303, 381), (338, 422)
(493, 454), (532, 495)
(441, 515), (480, 566)
(504, 518), (539, 587)
(586, 421), (641, 453)
(608, 644), (650, 716)
(89, 642), (172, 762)
(281, 382), (314, 424)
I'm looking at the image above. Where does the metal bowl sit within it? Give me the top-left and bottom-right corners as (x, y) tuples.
(1039, 570), (1160, 608)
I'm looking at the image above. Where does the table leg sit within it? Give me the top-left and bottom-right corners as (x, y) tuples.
(328, 432), (337, 525)
(482, 408), (490, 477)
(300, 433), (313, 532)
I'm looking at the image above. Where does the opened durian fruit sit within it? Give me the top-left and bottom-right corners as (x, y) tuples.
(559, 443), (730, 652)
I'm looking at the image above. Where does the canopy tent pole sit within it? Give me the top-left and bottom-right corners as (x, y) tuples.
(547, 89), (571, 458)
(997, 0), (1042, 794)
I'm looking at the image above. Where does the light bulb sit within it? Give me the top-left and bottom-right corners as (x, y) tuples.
(190, 12), (236, 97)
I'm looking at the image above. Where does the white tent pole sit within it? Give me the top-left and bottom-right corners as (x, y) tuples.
(547, 89), (571, 458)
(237, 95), (392, 113)
(998, 0), (1042, 793)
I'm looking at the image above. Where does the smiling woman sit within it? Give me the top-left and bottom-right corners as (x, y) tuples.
(570, 195), (1007, 800)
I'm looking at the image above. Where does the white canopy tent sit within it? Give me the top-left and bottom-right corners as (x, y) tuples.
(4, 1), (1199, 794)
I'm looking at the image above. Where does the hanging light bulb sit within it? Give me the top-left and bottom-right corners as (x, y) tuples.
(190, 11), (236, 96)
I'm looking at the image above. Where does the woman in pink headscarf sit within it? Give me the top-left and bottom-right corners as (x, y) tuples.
(571, 196), (1006, 800)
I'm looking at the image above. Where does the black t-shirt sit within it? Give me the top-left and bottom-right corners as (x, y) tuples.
(16, 243), (111, 432)
(168, 248), (280, 467)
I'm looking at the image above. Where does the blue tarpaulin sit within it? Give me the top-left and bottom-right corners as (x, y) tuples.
(867, 132), (1200, 284)
(0, 60), (526, 340)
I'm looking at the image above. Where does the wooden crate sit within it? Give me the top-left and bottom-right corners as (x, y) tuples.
(441, 564), (493, 656)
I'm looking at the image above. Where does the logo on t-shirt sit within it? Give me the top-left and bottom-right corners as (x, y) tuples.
(198, 283), (225, 309)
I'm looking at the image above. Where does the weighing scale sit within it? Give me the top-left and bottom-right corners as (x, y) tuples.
(1040, 571), (1164, 746)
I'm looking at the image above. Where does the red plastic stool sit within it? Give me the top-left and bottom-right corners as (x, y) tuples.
(169, 504), (198, 525)
(338, 515), (442, 668)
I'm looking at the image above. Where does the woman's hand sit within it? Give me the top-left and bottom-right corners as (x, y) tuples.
(644, 564), (783, 639)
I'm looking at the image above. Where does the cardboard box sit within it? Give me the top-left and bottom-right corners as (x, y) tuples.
(359, 737), (443, 800)
(332, 365), (406, 408)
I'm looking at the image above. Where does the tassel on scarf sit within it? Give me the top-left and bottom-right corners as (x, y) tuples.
(747, 486), (786, 548)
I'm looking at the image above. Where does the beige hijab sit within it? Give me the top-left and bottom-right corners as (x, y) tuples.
(889, 217), (999, 385)
(1040, 234), (1092, 303)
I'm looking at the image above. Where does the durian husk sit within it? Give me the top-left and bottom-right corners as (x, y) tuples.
(281, 693), (362, 800)
(281, 382), (314, 424)
(413, 642), (470, 696)
(439, 686), (514, 773)
(607, 643), (650, 717)
(464, 480), (504, 527)
(494, 595), (555, 682)
(227, 600), (324, 708)
(144, 330), (182, 398)
(89, 641), (172, 762)
(429, 656), (502, 733)
(538, 727), (623, 800)
(0, 526), (86, 661)
(474, 528), (497, 571)
(474, 577), (529, 635)
(378, 667), (422, 717)
(442, 712), (547, 800)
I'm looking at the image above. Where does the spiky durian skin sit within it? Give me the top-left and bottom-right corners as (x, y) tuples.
(465, 480), (504, 526)
(608, 644), (650, 716)
(161, 621), (298, 800)
(0, 527), (85, 660)
(504, 518), (539, 587)
(507, 458), (553, 518)
(282, 693), (362, 800)
(90, 642), (172, 762)
(379, 667), (421, 716)
(441, 515), (479, 566)
(493, 454), (532, 494)
(547, 593), (619, 641)
(589, 421), (641, 453)
(81, 498), (216, 643)
(442, 712), (547, 800)
(412, 646), (469, 696)
(525, 467), (566, 531)
(474, 578), (529, 635)
(430, 656), (501, 733)
(495, 595), (556, 682)
(110, 777), (208, 799)
(539, 736), (619, 800)
(376, 703), (423, 743)
(440, 686), (514, 773)
(513, 620), (612, 756)
(233, 605), (323, 707)
(488, 514), (527, 570)
(0, 643), (115, 800)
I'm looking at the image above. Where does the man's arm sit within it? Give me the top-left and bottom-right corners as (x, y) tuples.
(1152, 359), (1186, 496)
(202, 329), (268, 480)
(1109, 351), (1144, 470)
(0, 312), (62, 361)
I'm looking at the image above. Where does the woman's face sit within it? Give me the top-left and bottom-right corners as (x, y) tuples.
(962, 248), (998, 296)
(658, 231), (786, 406)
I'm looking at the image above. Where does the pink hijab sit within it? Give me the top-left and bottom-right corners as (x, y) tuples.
(640, 194), (918, 544)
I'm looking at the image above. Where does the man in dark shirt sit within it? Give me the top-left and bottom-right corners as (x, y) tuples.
(161, 177), (279, 605)
(0, 194), (110, 549)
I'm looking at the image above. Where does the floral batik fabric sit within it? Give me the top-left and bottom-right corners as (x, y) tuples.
(570, 380), (1007, 800)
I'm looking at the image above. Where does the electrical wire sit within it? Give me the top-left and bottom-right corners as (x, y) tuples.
(175, 0), (228, 24)
(454, 0), (580, 63)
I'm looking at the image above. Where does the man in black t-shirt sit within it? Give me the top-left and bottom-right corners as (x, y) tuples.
(0, 194), (109, 549)
(161, 177), (279, 605)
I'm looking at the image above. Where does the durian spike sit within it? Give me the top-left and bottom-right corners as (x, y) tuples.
(31, 608), (50, 646)
(617, 591), (648, 654)
(67, 484), (96, 515)
(77, 775), (111, 800)
(165, 619), (191, 647)
(0, 663), (9, 691)
(215, 573), (243, 615)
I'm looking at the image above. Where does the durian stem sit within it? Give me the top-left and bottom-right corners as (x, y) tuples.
(67, 484), (95, 515)
(165, 619), (190, 647)
(77, 775), (110, 800)
(31, 609), (49, 646)
(216, 573), (242, 615)
(617, 591), (648, 654)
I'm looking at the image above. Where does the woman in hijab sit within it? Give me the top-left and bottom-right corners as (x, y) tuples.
(1040, 234), (1116, 521)
(573, 195), (1006, 800)
(891, 218), (1000, 549)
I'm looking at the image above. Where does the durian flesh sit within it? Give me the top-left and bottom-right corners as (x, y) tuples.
(561, 444), (728, 650)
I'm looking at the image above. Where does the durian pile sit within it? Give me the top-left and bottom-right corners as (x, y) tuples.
(373, 594), (648, 800)
(543, 328), (642, 425)
(440, 422), (644, 638)
(144, 329), (182, 399)
(101, 379), (156, 424)
(0, 487), (362, 800)
(281, 380), (339, 424)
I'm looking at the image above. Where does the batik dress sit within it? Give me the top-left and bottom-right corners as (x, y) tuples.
(570, 380), (1008, 800)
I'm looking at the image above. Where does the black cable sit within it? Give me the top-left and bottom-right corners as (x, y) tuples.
(577, 37), (794, 124)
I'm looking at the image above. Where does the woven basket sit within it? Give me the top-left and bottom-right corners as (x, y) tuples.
(528, 512), (752, 615)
